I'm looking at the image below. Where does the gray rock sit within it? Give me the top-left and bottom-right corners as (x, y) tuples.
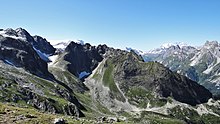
(54, 118), (65, 124)
(33, 35), (56, 55)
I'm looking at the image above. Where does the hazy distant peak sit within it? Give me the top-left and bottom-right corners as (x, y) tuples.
(49, 39), (85, 50)
(160, 42), (188, 49)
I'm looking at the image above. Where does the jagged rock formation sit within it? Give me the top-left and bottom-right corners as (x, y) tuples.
(33, 35), (56, 55)
(0, 36), (49, 76)
(0, 28), (55, 62)
(52, 42), (106, 79)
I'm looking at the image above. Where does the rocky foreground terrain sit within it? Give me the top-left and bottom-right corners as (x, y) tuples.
(0, 28), (220, 124)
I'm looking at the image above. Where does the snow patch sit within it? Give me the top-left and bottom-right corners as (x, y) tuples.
(33, 47), (51, 62)
(190, 52), (202, 66)
(161, 42), (188, 49)
(79, 71), (90, 79)
(48, 55), (59, 66)
(203, 57), (220, 74)
(0, 30), (25, 41)
(49, 39), (85, 49)
(4, 59), (14, 66)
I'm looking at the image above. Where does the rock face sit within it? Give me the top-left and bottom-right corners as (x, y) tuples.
(33, 35), (56, 55)
(53, 42), (104, 78)
(0, 36), (49, 76)
(15, 28), (36, 44)
(0, 28), (55, 62)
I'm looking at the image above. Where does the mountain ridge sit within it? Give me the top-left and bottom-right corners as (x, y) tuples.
(141, 41), (220, 98)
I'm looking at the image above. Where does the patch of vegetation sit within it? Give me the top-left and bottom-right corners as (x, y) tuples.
(169, 105), (220, 124)
(0, 103), (97, 124)
(75, 92), (114, 118)
(96, 102), (113, 115)
(103, 62), (114, 88)
(92, 72), (101, 79)
(126, 87), (151, 108)
(201, 114), (220, 124)
(126, 87), (167, 108)
(102, 60), (125, 102)
(130, 111), (185, 124)
(150, 99), (167, 108)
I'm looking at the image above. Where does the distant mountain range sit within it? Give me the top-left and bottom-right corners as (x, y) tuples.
(0, 28), (220, 123)
(133, 41), (220, 99)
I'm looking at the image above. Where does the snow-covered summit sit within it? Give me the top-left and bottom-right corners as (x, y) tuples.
(49, 39), (85, 49)
(0, 28), (26, 40)
(160, 42), (188, 49)
(147, 42), (189, 54)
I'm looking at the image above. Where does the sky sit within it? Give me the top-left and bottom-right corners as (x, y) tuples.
(1, 0), (220, 51)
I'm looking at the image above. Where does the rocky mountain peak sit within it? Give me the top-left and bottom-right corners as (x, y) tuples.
(15, 27), (28, 34)
(33, 35), (56, 55)
(0, 36), (49, 77)
(204, 41), (219, 47)
(4, 28), (18, 36)
(53, 42), (104, 78)
(202, 41), (220, 51)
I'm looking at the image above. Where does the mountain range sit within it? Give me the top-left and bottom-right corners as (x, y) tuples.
(0, 28), (220, 124)
(140, 41), (220, 99)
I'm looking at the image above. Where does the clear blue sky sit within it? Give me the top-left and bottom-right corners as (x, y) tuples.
(1, 0), (220, 51)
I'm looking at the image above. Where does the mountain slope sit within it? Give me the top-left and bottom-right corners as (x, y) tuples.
(85, 49), (211, 112)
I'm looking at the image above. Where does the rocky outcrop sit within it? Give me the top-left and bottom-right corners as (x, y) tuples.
(33, 35), (56, 55)
(0, 36), (49, 76)
(0, 72), (85, 117)
(53, 42), (105, 78)
(64, 42), (103, 76)
(0, 28), (55, 62)
(15, 28), (36, 44)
